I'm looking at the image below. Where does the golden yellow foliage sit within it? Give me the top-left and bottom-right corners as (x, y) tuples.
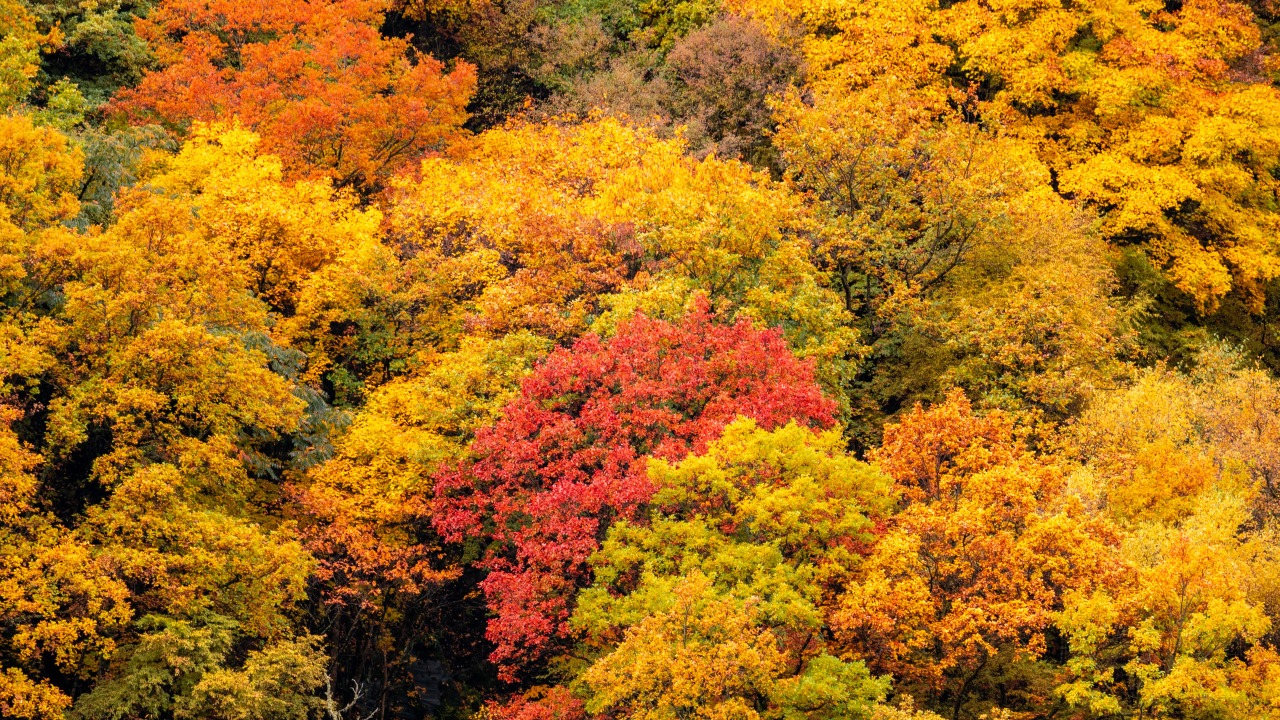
(145, 124), (382, 315)
(0, 666), (71, 719)
(0, 113), (82, 233)
(745, 0), (1280, 315)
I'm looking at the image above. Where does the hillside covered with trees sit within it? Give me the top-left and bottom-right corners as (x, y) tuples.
(3, 0), (1280, 718)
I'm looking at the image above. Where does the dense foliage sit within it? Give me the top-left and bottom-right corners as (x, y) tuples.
(3, 0), (1280, 718)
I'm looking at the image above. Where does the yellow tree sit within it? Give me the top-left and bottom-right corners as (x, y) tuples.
(0, 112), (82, 233)
(1054, 352), (1280, 717)
(21, 124), (397, 490)
(1055, 493), (1279, 719)
(143, 124), (382, 316)
(772, 81), (1045, 332)
(917, 189), (1136, 424)
(0, 1), (48, 112)
(568, 418), (895, 720)
(0, 407), (122, 719)
(70, 465), (321, 720)
(935, 0), (1280, 314)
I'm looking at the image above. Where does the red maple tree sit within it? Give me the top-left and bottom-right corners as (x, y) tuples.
(432, 300), (837, 679)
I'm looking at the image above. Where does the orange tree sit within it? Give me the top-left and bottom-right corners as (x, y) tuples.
(110, 0), (476, 193)
(833, 391), (1123, 719)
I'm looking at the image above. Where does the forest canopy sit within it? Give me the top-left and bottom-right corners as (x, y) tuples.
(3, 0), (1280, 718)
